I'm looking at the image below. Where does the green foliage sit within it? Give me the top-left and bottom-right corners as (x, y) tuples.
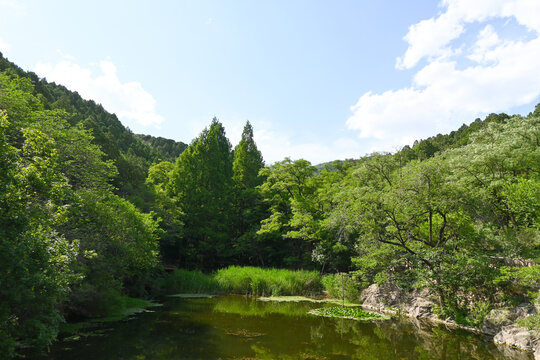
(170, 118), (235, 270)
(214, 266), (323, 296)
(497, 265), (540, 302)
(136, 133), (187, 162)
(155, 267), (323, 297)
(0, 65), (164, 357)
(145, 161), (183, 263)
(231, 121), (267, 265)
(233, 121), (264, 189)
(257, 158), (322, 269)
(3, 50), (540, 355)
(62, 189), (161, 310)
(155, 269), (219, 295)
(321, 274), (364, 302)
(503, 178), (540, 228)
(0, 111), (78, 357)
(518, 314), (540, 331)
(309, 306), (388, 320)
(468, 301), (492, 328)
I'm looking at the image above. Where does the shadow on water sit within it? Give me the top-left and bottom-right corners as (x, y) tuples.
(30, 295), (533, 360)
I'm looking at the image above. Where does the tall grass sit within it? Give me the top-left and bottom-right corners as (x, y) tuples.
(156, 269), (220, 295)
(156, 266), (323, 296)
(215, 266), (322, 296)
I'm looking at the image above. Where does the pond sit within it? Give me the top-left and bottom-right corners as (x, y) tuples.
(33, 295), (532, 359)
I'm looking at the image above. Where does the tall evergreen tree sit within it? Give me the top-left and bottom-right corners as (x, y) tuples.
(170, 118), (234, 270)
(233, 121), (264, 189)
(231, 121), (266, 264)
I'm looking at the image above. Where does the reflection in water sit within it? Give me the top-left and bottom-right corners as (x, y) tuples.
(31, 295), (532, 360)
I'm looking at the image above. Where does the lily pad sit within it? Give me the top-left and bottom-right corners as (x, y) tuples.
(309, 306), (390, 321)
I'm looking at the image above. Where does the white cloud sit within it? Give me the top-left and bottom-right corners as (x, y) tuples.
(468, 25), (501, 64)
(396, 11), (464, 69)
(397, 0), (540, 69)
(253, 125), (364, 165)
(348, 0), (540, 152)
(0, 0), (27, 15)
(56, 49), (76, 61)
(34, 59), (164, 128)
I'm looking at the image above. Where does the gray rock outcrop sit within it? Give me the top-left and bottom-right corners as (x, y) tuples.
(359, 283), (539, 357)
(360, 283), (436, 319)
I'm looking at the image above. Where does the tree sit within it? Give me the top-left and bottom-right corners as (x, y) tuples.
(62, 190), (160, 316)
(146, 161), (183, 264)
(170, 118), (234, 270)
(231, 121), (266, 264)
(258, 158), (319, 268)
(233, 121), (264, 189)
(0, 112), (78, 357)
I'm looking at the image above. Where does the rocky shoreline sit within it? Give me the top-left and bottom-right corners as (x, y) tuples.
(359, 283), (540, 359)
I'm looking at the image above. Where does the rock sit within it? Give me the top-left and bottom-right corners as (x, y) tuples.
(494, 325), (535, 351)
(483, 304), (536, 336)
(360, 283), (436, 319)
(360, 282), (540, 354)
(483, 309), (513, 335)
(409, 297), (435, 318)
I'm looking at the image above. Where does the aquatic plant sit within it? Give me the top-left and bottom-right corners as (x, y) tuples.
(309, 306), (389, 321)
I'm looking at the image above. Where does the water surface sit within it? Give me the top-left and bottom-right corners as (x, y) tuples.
(35, 295), (532, 359)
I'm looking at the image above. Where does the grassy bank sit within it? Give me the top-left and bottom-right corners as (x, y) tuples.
(157, 266), (324, 297)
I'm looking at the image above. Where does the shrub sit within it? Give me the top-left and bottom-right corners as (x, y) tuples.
(322, 274), (363, 303)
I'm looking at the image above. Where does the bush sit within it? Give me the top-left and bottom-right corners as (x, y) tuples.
(518, 314), (540, 330)
(322, 274), (363, 303)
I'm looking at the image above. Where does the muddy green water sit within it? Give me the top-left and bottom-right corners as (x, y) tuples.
(34, 295), (532, 360)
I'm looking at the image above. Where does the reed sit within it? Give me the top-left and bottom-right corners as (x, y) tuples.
(215, 266), (322, 296)
(157, 269), (220, 294)
(157, 266), (324, 296)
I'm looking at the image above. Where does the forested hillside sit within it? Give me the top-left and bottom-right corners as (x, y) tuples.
(1, 52), (539, 358)
(0, 52), (187, 207)
(136, 134), (187, 163)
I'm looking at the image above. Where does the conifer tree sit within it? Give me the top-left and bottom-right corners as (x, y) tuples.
(171, 118), (234, 269)
(233, 121), (264, 189)
(232, 121), (266, 264)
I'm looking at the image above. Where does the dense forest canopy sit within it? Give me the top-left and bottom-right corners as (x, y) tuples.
(0, 52), (539, 357)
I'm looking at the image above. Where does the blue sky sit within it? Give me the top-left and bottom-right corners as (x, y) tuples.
(1, 0), (540, 164)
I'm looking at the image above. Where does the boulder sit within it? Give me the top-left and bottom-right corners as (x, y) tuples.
(493, 325), (535, 351)
(482, 309), (513, 335)
(360, 283), (436, 319)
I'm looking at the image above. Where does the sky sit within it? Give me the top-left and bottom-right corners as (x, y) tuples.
(1, 0), (540, 164)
